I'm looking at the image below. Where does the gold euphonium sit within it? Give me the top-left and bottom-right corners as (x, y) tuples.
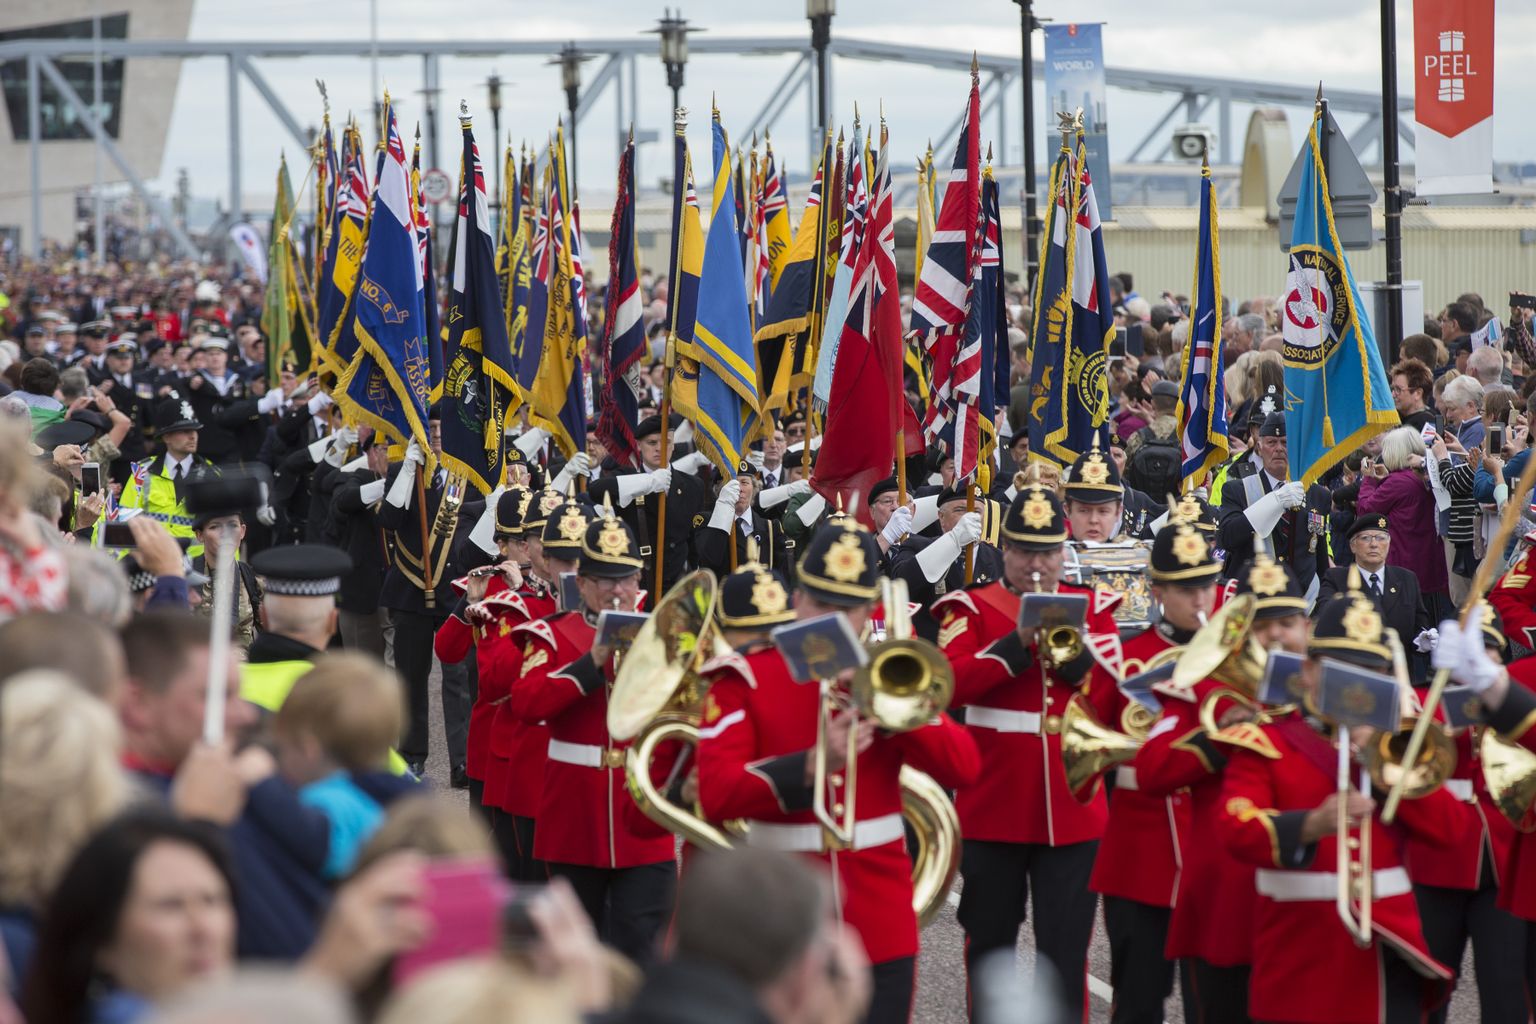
(609, 570), (736, 850)
(1061, 646), (1180, 798)
(1481, 729), (1536, 831)
(1174, 594), (1267, 698)
(1365, 628), (1456, 800)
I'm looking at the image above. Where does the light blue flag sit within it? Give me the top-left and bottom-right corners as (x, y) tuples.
(811, 121), (863, 411)
(690, 113), (761, 477)
(1281, 107), (1399, 485)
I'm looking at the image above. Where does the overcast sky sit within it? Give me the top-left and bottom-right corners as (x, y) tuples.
(148, 0), (1536, 210)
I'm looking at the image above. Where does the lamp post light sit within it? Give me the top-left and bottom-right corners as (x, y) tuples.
(806, 0), (834, 136)
(486, 71), (503, 216)
(650, 8), (698, 117)
(1013, 0), (1040, 293)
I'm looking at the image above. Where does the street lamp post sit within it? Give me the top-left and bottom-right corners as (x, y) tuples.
(554, 43), (587, 199)
(1014, 0), (1040, 294)
(486, 72), (503, 217)
(651, 8), (696, 117)
(806, 0), (835, 136)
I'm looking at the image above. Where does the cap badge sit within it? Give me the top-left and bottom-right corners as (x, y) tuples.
(559, 509), (586, 541)
(1248, 558), (1287, 597)
(180, 401), (194, 421)
(597, 519), (629, 557)
(823, 532), (867, 583)
(1022, 490), (1054, 530)
(1342, 598), (1382, 644)
(1081, 458), (1110, 486)
(1172, 526), (1209, 566)
(751, 573), (788, 615)
(540, 490), (563, 515)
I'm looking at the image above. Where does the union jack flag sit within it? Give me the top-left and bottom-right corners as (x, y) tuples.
(1177, 161), (1228, 487)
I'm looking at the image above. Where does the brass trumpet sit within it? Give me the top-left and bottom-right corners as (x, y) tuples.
(1060, 646), (1179, 798)
(1029, 570), (1084, 668)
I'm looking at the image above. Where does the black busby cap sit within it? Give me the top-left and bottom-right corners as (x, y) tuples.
(1169, 492), (1219, 533)
(797, 520), (882, 607)
(525, 487), (566, 534)
(719, 563), (795, 629)
(580, 509), (643, 578)
(1347, 513), (1391, 541)
(495, 487), (532, 537)
(1148, 520), (1221, 585)
(1062, 441), (1123, 504)
(154, 396), (202, 434)
(249, 544), (354, 597)
(543, 499), (593, 554)
(1233, 553), (1307, 618)
(1001, 483), (1068, 551)
(1309, 590), (1392, 672)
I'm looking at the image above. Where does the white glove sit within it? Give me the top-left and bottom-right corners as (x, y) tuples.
(647, 467), (673, 494)
(1431, 619), (1463, 673)
(672, 419), (694, 446)
(759, 478), (811, 509)
(341, 453), (371, 474)
(745, 449), (766, 472)
(915, 532), (965, 583)
(794, 493), (828, 528)
(1413, 628), (1439, 654)
(551, 452), (591, 494)
(322, 426), (358, 468)
(614, 468), (672, 506)
(672, 450), (713, 476)
(880, 505), (914, 545)
(359, 478), (386, 504)
(1453, 618), (1503, 693)
(1244, 489), (1289, 537)
(950, 511), (983, 547)
(469, 486), (506, 556)
(1147, 510), (1171, 535)
(910, 493), (942, 533)
(709, 480), (742, 531)
(307, 392), (333, 416)
(1275, 480), (1307, 510)
(257, 388), (285, 415)
(256, 503), (276, 527)
(385, 463), (418, 509)
(512, 427), (550, 460)
(307, 434), (333, 464)
(401, 438), (427, 468)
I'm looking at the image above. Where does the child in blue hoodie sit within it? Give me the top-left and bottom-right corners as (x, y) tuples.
(272, 653), (414, 879)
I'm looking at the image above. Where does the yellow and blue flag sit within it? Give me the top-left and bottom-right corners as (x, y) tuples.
(438, 110), (517, 496)
(334, 99), (434, 466)
(317, 122), (369, 380)
(505, 154), (533, 410)
(527, 127), (587, 458)
(685, 112), (761, 476)
(662, 121), (706, 452)
(1281, 106), (1399, 484)
(1175, 158), (1228, 489)
(755, 133), (830, 412)
(761, 140), (791, 291)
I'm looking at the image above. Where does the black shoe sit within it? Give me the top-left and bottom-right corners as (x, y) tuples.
(405, 760), (427, 779)
(450, 764), (470, 790)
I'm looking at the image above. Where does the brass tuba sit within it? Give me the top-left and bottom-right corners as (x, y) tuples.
(610, 570), (735, 849)
(1482, 729), (1536, 832)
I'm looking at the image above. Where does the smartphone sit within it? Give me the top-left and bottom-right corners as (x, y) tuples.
(558, 571), (581, 613)
(393, 857), (510, 987)
(80, 462), (102, 497)
(100, 522), (192, 549)
(501, 884), (546, 954)
(1488, 425), (1507, 454)
(1510, 292), (1536, 312)
(1125, 322), (1145, 359)
(1109, 326), (1127, 358)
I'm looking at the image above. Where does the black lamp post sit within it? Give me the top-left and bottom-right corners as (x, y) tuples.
(650, 8), (696, 116)
(486, 72), (502, 216)
(806, 0), (834, 135)
(1013, 0), (1040, 293)
(552, 43), (589, 199)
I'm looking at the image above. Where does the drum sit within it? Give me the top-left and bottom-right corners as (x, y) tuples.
(1067, 541), (1153, 633)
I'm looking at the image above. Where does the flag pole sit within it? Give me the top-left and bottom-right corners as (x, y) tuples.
(416, 466), (435, 610)
(655, 105), (689, 598)
(963, 480), (977, 583)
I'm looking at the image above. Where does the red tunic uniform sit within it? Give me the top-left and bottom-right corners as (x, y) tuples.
(1081, 626), (1190, 908)
(480, 586), (558, 816)
(1136, 678), (1257, 966)
(508, 611), (675, 869)
(932, 581), (1114, 846)
(1489, 545), (1536, 653)
(1219, 712), (1457, 1023)
(435, 575), (513, 786)
(1483, 660), (1536, 920)
(695, 645), (981, 965)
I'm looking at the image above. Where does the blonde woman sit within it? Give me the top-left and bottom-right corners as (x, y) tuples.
(0, 671), (130, 994)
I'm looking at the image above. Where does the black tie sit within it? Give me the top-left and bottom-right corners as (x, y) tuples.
(172, 463), (184, 483)
(1367, 573), (1383, 605)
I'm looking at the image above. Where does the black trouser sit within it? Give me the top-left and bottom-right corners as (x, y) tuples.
(1179, 958), (1250, 1024)
(1415, 852), (1529, 1024)
(548, 860), (675, 965)
(866, 955), (916, 1024)
(493, 813), (546, 883)
(957, 839), (1098, 1024)
(1103, 896), (1175, 1024)
(390, 608), (470, 767)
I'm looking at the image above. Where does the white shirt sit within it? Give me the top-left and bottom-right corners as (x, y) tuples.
(166, 454), (193, 479)
(1358, 566), (1386, 593)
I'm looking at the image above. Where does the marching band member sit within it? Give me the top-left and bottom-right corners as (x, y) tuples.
(1062, 441), (1132, 544)
(1078, 515), (1219, 1023)
(507, 510), (675, 961)
(1218, 592), (1459, 1023)
(1404, 605), (1525, 1024)
(933, 481), (1117, 1023)
(1136, 553), (1308, 1022)
(696, 520), (981, 1023)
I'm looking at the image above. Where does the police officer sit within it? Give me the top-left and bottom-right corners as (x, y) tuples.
(241, 543), (354, 714)
(120, 398), (219, 551)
